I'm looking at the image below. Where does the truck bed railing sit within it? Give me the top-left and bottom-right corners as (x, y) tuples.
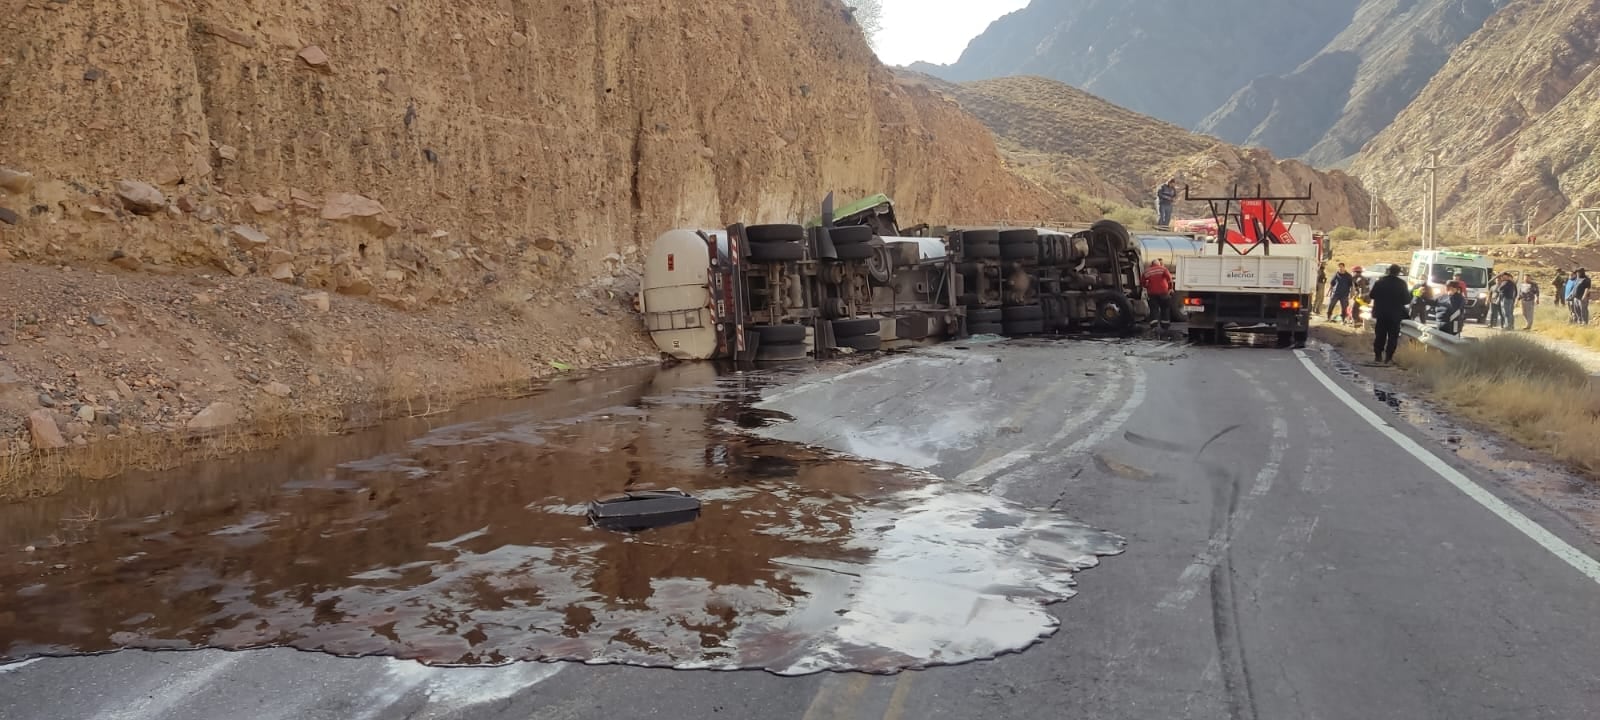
(1184, 184), (1319, 257)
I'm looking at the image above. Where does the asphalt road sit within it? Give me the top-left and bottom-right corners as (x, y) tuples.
(5, 337), (1600, 719)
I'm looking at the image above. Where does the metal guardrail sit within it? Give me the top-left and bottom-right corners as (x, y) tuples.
(1401, 319), (1474, 356)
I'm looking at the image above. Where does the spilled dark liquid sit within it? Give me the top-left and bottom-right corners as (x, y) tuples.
(0, 363), (1122, 675)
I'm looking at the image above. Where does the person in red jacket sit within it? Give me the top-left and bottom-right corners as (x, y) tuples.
(1143, 259), (1175, 331)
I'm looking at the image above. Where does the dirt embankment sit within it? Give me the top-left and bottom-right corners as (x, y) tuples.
(0, 0), (1070, 491)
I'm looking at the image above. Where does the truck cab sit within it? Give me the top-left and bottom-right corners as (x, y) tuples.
(1409, 249), (1494, 323)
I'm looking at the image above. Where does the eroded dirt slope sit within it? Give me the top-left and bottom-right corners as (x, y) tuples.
(0, 0), (1071, 475)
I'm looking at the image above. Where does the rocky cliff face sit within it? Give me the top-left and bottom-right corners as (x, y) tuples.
(913, 0), (1500, 168)
(0, 0), (1063, 292)
(1351, 0), (1600, 237)
(929, 75), (1394, 230)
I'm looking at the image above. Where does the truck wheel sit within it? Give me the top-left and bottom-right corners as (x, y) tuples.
(750, 241), (804, 262)
(1091, 291), (1136, 333)
(969, 308), (1003, 324)
(965, 242), (1000, 260)
(834, 243), (874, 261)
(1090, 220), (1133, 251)
(1003, 319), (1046, 336)
(753, 324), (807, 345)
(756, 342), (809, 361)
(961, 229), (1001, 245)
(867, 245), (893, 283)
(828, 226), (873, 245)
(836, 334), (882, 351)
(831, 318), (881, 338)
(747, 224), (805, 243)
(969, 321), (1004, 335)
(1293, 331), (1309, 348)
(823, 297), (849, 320)
(1000, 241), (1039, 260)
(1188, 328), (1207, 345)
(1002, 304), (1044, 321)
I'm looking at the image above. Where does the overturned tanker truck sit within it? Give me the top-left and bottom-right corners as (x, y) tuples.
(640, 193), (1175, 362)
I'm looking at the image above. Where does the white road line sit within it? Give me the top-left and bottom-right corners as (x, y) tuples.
(1294, 349), (1600, 585)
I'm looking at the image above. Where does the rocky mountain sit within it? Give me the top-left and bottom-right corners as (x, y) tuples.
(1351, 0), (1600, 237)
(915, 75), (1394, 230)
(912, 0), (1502, 167)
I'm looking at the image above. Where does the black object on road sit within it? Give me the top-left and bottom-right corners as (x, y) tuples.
(588, 489), (702, 531)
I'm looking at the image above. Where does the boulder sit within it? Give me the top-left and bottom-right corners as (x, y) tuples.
(269, 263), (295, 281)
(231, 224), (271, 247)
(322, 192), (399, 237)
(299, 291), (331, 313)
(115, 180), (166, 215)
(262, 381), (292, 398)
(188, 402), (240, 430)
(28, 410), (68, 450)
(0, 167), (33, 195)
(298, 45), (331, 70)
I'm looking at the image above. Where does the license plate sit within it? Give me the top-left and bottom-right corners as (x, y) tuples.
(1185, 305), (1206, 313)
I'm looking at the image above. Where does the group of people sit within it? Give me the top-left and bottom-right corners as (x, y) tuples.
(1551, 268), (1592, 325)
(1327, 264), (1413, 364)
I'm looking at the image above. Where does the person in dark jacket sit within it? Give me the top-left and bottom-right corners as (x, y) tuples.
(1553, 269), (1569, 305)
(1369, 264), (1412, 364)
(1326, 263), (1354, 322)
(1440, 284), (1467, 335)
(1495, 272), (1518, 330)
(1156, 179), (1178, 228)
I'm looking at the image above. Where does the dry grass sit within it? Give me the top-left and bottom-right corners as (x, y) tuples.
(1321, 323), (1600, 474)
(1532, 304), (1600, 352)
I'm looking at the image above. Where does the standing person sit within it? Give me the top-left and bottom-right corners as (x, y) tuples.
(1519, 273), (1540, 330)
(1440, 284), (1467, 335)
(1350, 266), (1371, 328)
(1496, 272), (1518, 330)
(1489, 275), (1505, 328)
(1315, 262), (1328, 312)
(1370, 264), (1411, 364)
(1326, 263), (1354, 322)
(1142, 258), (1175, 332)
(1155, 179), (1178, 229)
(1576, 268), (1592, 325)
(1553, 269), (1569, 306)
(1566, 272), (1582, 323)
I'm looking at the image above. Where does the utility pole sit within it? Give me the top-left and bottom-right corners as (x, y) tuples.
(1422, 150), (1440, 250)
(1367, 189), (1378, 245)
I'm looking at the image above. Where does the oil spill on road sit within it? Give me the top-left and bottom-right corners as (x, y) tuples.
(0, 363), (1123, 676)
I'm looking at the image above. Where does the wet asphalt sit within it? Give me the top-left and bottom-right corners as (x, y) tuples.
(5, 337), (1600, 719)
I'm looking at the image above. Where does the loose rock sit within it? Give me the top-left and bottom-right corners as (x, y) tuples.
(109, 250), (143, 271)
(262, 381), (292, 398)
(28, 409), (68, 450)
(299, 291), (331, 313)
(188, 402), (240, 430)
(298, 45), (331, 70)
(115, 180), (166, 215)
(269, 263), (295, 281)
(250, 195), (281, 214)
(76, 405), (96, 423)
(0, 167), (33, 195)
(0, 207), (18, 225)
(231, 224), (270, 247)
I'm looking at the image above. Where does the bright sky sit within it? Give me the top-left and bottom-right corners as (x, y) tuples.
(874, 0), (1032, 67)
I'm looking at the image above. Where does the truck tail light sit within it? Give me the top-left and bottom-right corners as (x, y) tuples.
(1183, 297), (1203, 306)
(1279, 300), (1301, 310)
(667, 253), (674, 271)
